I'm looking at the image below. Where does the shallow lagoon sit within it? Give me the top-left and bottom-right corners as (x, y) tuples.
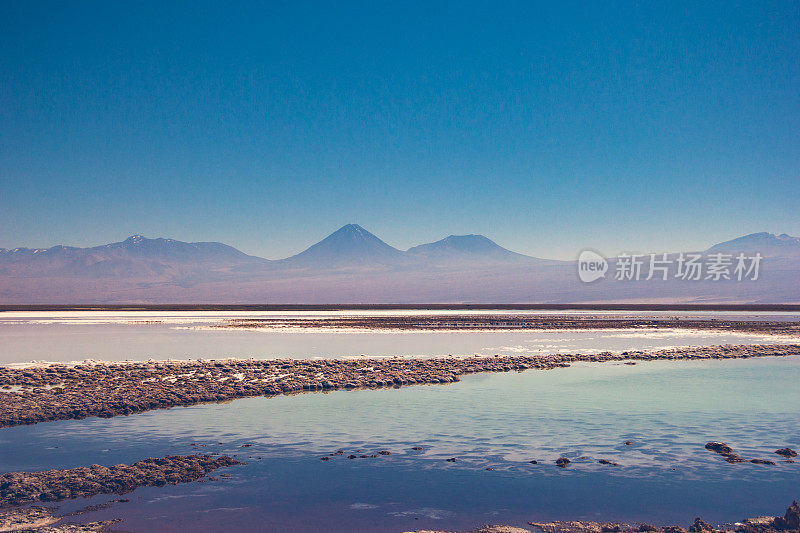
(1, 356), (798, 532)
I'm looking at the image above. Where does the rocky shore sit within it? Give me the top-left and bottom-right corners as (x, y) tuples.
(408, 527), (531, 533)
(0, 506), (122, 532)
(217, 315), (800, 335)
(704, 442), (797, 465)
(1, 344), (798, 428)
(409, 501), (800, 533)
(0, 454), (242, 508)
(528, 501), (800, 533)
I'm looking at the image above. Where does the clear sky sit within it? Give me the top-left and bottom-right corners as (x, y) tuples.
(1, 1), (798, 260)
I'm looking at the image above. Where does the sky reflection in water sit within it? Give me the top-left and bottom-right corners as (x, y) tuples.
(1, 356), (798, 532)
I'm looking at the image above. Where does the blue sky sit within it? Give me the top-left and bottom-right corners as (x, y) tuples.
(1, 1), (798, 260)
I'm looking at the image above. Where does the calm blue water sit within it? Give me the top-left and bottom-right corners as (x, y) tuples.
(1, 356), (798, 532)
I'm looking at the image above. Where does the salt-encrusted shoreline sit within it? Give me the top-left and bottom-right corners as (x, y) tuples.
(213, 316), (800, 335)
(406, 501), (800, 533)
(0, 454), (242, 508)
(1, 344), (798, 429)
(0, 505), (121, 532)
(527, 501), (800, 533)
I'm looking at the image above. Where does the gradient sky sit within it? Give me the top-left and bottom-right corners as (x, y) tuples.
(1, 1), (798, 260)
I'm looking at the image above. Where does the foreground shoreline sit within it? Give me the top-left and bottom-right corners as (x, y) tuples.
(1, 344), (798, 429)
(0, 455), (242, 508)
(0, 455), (242, 532)
(408, 501), (800, 533)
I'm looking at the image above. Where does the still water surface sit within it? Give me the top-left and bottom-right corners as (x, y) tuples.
(1, 356), (798, 532)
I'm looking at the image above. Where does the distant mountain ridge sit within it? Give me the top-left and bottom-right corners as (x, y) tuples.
(0, 235), (265, 280)
(4, 227), (799, 268)
(705, 232), (800, 258)
(0, 225), (545, 277)
(1, 235), (260, 262)
(1, 227), (798, 303)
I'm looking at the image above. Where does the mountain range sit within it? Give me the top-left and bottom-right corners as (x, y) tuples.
(1, 225), (798, 303)
(705, 232), (800, 259)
